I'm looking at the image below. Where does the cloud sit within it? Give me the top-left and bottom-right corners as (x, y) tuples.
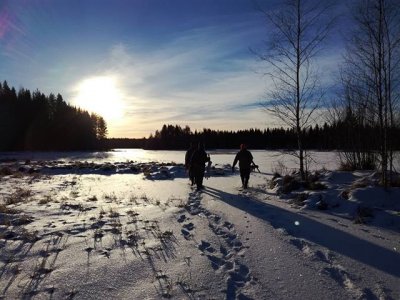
(93, 23), (271, 137)
(0, 0), (346, 140)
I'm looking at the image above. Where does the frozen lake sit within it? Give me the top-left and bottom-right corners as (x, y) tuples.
(0, 149), (341, 171)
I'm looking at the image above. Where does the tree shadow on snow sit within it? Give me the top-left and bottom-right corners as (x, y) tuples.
(203, 187), (400, 278)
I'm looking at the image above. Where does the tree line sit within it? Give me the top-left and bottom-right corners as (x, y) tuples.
(0, 81), (107, 151)
(105, 123), (400, 151)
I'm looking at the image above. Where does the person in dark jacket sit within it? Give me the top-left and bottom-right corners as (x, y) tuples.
(190, 142), (210, 190)
(185, 142), (196, 185)
(232, 144), (254, 189)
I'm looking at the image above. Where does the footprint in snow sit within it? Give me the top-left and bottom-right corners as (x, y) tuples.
(290, 238), (313, 256)
(207, 254), (225, 270)
(181, 228), (191, 239)
(314, 250), (331, 264)
(177, 214), (186, 223)
(223, 221), (234, 229)
(232, 276), (249, 287)
(230, 263), (250, 285)
(220, 245), (229, 256)
(198, 240), (216, 253)
(230, 240), (243, 251)
(323, 266), (354, 289)
(212, 215), (221, 223)
(183, 222), (195, 231)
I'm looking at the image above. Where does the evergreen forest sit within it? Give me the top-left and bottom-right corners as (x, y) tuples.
(105, 123), (400, 151)
(0, 81), (107, 151)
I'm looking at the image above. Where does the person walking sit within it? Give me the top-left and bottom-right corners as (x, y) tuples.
(185, 142), (196, 185)
(232, 144), (255, 189)
(190, 142), (210, 190)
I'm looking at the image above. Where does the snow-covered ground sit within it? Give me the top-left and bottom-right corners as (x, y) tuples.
(0, 150), (399, 299)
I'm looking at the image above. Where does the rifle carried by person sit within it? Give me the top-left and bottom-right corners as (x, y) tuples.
(251, 163), (260, 173)
(205, 154), (212, 179)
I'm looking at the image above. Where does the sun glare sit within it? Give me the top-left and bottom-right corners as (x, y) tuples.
(74, 76), (124, 121)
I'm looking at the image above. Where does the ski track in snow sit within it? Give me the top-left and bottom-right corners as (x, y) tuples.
(179, 188), (256, 299)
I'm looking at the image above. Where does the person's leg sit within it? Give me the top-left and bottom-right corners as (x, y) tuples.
(189, 167), (194, 185)
(198, 168), (205, 189)
(194, 167), (203, 189)
(192, 166), (199, 187)
(243, 168), (251, 189)
(240, 168), (245, 187)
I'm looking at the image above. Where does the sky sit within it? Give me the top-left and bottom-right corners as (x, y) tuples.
(0, 0), (347, 138)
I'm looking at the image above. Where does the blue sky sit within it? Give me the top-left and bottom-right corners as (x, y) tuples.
(0, 0), (347, 138)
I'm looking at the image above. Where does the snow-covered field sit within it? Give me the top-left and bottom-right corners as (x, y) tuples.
(0, 149), (399, 299)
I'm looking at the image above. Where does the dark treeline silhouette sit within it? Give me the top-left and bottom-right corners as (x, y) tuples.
(3, 80), (399, 153)
(105, 123), (400, 150)
(0, 81), (107, 151)
(105, 138), (146, 149)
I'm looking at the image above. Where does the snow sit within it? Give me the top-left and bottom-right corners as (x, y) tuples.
(0, 150), (399, 299)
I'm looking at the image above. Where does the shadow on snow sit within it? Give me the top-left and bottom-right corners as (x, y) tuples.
(202, 186), (400, 279)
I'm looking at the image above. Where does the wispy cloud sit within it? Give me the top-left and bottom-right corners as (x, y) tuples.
(83, 22), (271, 137)
(98, 20), (341, 137)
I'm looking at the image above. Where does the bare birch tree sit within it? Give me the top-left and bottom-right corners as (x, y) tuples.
(343, 0), (400, 186)
(332, 69), (378, 170)
(258, 0), (335, 180)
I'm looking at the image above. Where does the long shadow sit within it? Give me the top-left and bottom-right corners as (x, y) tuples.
(1, 241), (36, 296)
(203, 187), (400, 278)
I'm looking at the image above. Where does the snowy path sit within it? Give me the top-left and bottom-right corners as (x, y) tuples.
(195, 174), (400, 299)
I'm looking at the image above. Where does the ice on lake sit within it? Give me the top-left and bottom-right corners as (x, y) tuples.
(0, 149), (341, 172)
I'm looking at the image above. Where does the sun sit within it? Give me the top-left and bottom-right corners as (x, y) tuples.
(73, 76), (124, 121)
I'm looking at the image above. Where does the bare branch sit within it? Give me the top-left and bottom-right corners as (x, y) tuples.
(257, 0), (336, 180)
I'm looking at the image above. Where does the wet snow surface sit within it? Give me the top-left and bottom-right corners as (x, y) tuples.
(0, 149), (399, 299)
